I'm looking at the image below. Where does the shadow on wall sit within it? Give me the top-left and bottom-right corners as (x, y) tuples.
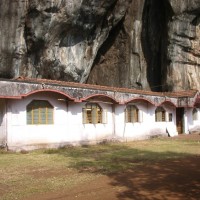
(0, 113), (3, 125)
(44, 142), (200, 199)
(0, 106), (4, 126)
(148, 128), (168, 137)
(189, 125), (200, 134)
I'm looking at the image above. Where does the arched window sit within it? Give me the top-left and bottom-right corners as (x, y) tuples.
(125, 105), (139, 123)
(82, 103), (107, 124)
(27, 100), (54, 125)
(192, 108), (198, 121)
(155, 107), (166, 122)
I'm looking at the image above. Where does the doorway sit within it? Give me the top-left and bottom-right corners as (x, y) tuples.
(176, 108), (184, 134)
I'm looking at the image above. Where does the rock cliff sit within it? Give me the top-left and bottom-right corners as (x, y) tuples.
(1, 0), (200, 91)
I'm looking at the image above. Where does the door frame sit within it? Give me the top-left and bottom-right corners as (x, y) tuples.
(176, 107), (184, 134)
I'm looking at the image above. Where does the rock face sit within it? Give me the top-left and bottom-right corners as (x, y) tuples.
(89, 0), (200, 91)
(1, 0), (200, 91)
(0, 0), (131, 82)
(166, 0), (200, 91)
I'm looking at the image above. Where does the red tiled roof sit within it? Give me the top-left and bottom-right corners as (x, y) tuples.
(10, 77), (198, 98)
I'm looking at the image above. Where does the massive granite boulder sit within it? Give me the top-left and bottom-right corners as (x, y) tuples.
(88, 0), (200, 91)
(166, 0), (200, 91)
(0, 0), (131, 82)
(1, 0), (200, 91)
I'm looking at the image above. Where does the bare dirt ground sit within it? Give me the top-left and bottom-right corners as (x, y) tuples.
(27, 134), (200, 200)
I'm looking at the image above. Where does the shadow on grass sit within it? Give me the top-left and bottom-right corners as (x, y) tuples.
(44, 142), (200, 200)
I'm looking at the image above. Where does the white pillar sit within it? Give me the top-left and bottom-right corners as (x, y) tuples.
(183, 108), (189, 134)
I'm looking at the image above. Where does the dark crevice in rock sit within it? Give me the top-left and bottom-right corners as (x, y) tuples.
(59, 29), (86, 47)
(101, 0), (118, 27)
(141, 0), (173, 92)
(191, 14), (200, 25)
(0, 66), (12, 79)
(44, 7), (59, 13)
(24, 9), (46, 68)
(87, 18), (127, 87)
(27, 8), (40, 19)
(174, 33), (195, 40)
(95, 20), (123, 60)
(76, 0), (116, 32)
(175, 61), (200, 66)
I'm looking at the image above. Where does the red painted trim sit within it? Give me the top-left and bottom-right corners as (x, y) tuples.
(0, 96), (22, 99)
(21, 89), (76, 101)
(124, 97), (155, 105)
(158, 100), (177, 107)
(194, 97), (200, 105)
(74, 99), (82, 102)
(81, 94), (119, 104)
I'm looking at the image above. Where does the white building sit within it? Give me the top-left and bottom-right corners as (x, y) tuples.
(0, 77), (199, 151)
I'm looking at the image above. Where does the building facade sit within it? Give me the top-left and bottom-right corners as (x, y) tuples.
(0, 77), (200, 151)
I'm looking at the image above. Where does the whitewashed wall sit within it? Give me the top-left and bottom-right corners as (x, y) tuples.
(6, 92), (114, 150)
(115, 103), (152, 140)
(115, 102), (178, 140)
(65, 102), (113, 143)
(187, 107), (200, 133)
(160, 104), (178, 137)
(5, 92), (181, 150)
(7, 92), (68, 150)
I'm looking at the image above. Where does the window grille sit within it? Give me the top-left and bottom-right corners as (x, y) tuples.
(155, 107), (166, 122)
(125, 105), (139, 123)
(27, 100), (53, 125)
(82, 103), (107, 124)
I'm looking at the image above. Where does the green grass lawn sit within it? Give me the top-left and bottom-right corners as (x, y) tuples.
(0, 137), (199, 200)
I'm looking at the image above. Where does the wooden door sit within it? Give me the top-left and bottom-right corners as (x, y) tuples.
(176, 108), (184, 134)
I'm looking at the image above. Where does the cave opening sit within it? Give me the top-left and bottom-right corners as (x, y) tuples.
(141, 0), (173, 92)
